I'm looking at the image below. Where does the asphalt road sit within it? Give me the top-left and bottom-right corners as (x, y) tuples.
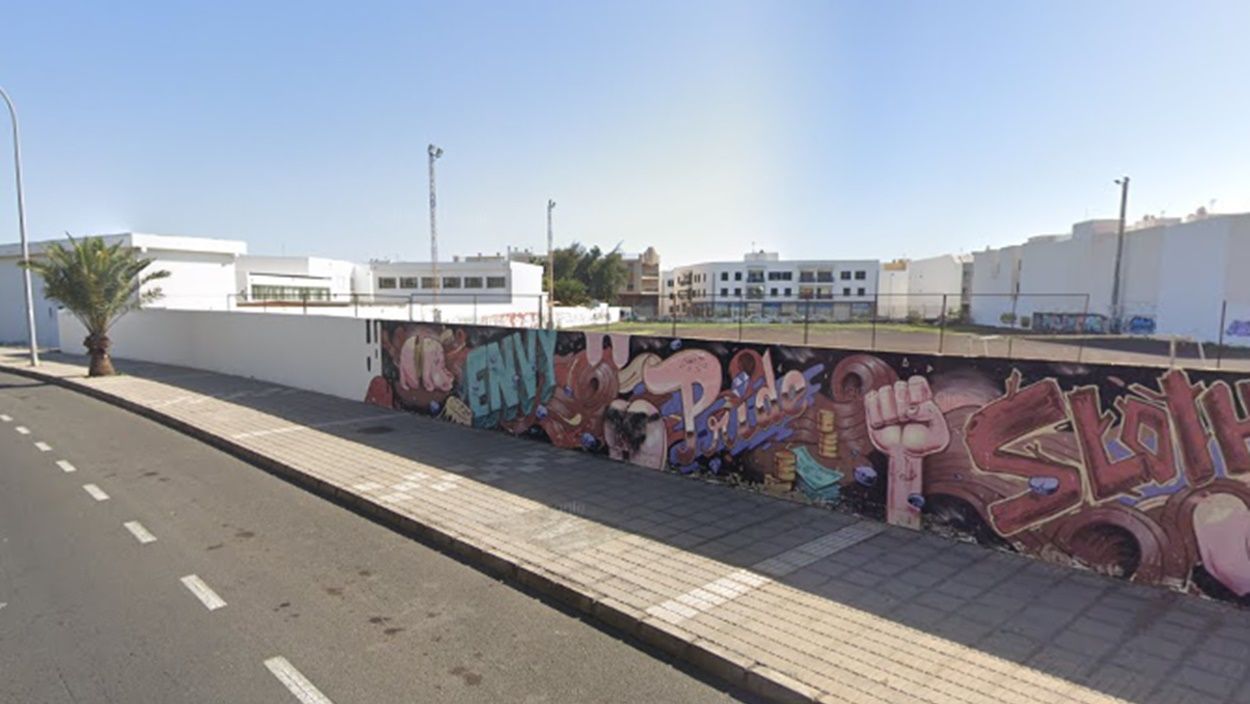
(0, 370), (753, 704)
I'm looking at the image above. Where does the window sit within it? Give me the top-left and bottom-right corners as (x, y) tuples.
(799, 270), (816, 283)
(250, 285), (331, 302)
(842, 287), (851, 296)
(734, 287), (741, 296)
(746, 269), (765, 283)
(399, 277), (419, 289)
(854, 270), (867, 280)
(464, 276), (483, 289)
(857, 287), (866, 296)
(421, 276), (436, 289)
(840, 271), (851, 280)
(720, 288), (728, 296)
(817, 270), (834, 282)
(720, 272), (728, 281)
(770, 287), (778, 296)
(442, 277), (461, 289)
(746, 285), (765, 299)
(734, 271), (742, 281)
(768, 271), (792, 281)
(784, 287), (792, 297)
(798, 286), (814, 300)
(486, 276), (506, 289)
(378, 277), (397, 289)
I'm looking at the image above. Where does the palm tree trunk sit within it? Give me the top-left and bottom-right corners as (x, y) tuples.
(84, 333), (116, 377)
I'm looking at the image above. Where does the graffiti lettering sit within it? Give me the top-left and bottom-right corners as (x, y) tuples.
(463, 329), (557, 426)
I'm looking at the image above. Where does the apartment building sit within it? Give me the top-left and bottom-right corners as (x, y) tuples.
(661, 251), (880, 320)
(617, 246), (661, 318)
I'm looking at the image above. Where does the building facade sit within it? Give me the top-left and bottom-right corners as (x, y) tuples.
(617, 246), (661, 318)
(969, 211), (1250, 343)
(0, 232), (245, 348)
(662, 252), (880, 321)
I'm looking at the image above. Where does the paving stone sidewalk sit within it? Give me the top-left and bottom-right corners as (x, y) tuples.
(6, 348), (1250, 704)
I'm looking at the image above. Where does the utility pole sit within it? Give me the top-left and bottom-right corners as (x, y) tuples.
(546, 199), (556, 329)
(0, 86), (38, 366)
(428, 144), (443, 315)
(1110, 176), (1130, 332)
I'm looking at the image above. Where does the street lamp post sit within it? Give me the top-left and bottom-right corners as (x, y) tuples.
(546, 199), (556, 329)
(0, 86), (38, 366)
(428, 144), (443, 316)
(1110, 176), (1130, 332)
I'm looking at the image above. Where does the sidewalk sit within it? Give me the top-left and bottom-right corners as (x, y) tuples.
(5, 348), (1250, 704)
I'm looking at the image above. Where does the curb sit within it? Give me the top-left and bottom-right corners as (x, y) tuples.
(1, 361), (809, 703)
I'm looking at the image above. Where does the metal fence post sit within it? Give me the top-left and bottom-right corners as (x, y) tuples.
(871, 293), (878, 352)
(1007, 293), (1019, 360)
(473, 294), (478, 325)
(671, 312), (677, 338)
(1076, 294), (1090, 364)
(353, 293), (359, 318)
(738, 301), (744, 342)
(938, 294), (947, 354)
(803, 299), (811, 345)
(1217, 299), (1228, 369)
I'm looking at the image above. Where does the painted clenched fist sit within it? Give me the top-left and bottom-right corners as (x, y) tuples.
(863, 376), (950, 529)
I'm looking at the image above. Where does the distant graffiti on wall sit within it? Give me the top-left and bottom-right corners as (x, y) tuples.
(1227, 320), (1250, 338)
(1126, 315), (1157, 335)
(366, 321), (1250, 604)
(1031, 312), (1108, 334)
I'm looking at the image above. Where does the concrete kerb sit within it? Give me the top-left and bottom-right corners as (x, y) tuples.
(0, 361), (798, 703)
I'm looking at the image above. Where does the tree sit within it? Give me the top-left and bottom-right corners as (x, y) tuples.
(546, 241), (629, 303)
(21, 236), (170, 377)
(552, 277), (590, 306)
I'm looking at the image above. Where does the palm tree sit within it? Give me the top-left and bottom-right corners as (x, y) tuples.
(21, 236), (170, 376)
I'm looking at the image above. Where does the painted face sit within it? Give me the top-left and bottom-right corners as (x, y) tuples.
(604, 398), (665, 470)
(398, 335), (421, 391)
(421, 338), (454, 393)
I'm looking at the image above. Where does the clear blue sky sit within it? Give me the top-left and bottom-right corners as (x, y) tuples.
(1, 1), (1247, 267)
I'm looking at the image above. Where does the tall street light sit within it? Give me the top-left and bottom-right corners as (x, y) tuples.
(0, 86), (38, 366)
(1110, 176), (1130, 332)
(547, 199), (556, 329)
(428, 144), (443, 314)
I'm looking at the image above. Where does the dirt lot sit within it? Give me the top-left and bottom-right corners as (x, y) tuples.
(575, 320), (1250, 373)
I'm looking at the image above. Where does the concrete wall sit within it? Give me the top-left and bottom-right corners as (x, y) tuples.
(908, 254), (969, 319)
(59, 309), (375, 401)
(367, 319), (1250, 604)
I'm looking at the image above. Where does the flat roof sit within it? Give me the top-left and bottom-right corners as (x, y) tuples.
(0, 232), (247, 258)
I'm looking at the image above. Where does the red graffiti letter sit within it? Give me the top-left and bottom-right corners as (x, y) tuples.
(965, 375), (1082, 535)
(1201, 380), (1250, 476)
(1160, 369), (1216, 486)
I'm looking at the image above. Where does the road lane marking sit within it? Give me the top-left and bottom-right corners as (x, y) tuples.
(123, 521), (157, 544)
(15, 426), (29, 435)
(57, 460), (77, 473)
(180, 575), (226, 611)
(264, 656), (334, 704)
(34, 441), (51, 452)
(0, 414), (11, 422)
(83, 484), (110, 501)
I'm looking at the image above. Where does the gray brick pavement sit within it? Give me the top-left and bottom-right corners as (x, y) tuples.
(7, 348), (1250, 703)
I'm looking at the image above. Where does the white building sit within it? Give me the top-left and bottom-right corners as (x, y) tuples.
(364, 257), (544, 305)
(0, 232), (245, 348)
(969, 211), (1250, 343)
(234, 255), (357, 303)
(661, 252), (880, 321)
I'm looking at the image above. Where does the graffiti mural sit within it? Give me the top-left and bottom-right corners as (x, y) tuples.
(366, 321), (1250, 604)
(1227, 320), (1250, 338)
(1031, 312), (1108, 334)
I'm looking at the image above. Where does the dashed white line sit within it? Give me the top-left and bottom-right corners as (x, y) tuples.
(646, 569), (771, 625)
(14, 426), (29, 435)
(264, 656), (334, 704)
(56, 460), (77, 473)
(123, 520), (157, 544)
(0, 413), (11, 422)
(34, 441), (51, 452)
(180, 575), (227, 611)
(82, 484), (110, 501)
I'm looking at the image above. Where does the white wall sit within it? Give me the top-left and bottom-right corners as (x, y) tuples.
(145, 249), (238, 311)
(59, 309), (376, 401)
(969, 245), (1022, 326)
(908, 254), (968, 319)
(877, 264), (909, 320)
